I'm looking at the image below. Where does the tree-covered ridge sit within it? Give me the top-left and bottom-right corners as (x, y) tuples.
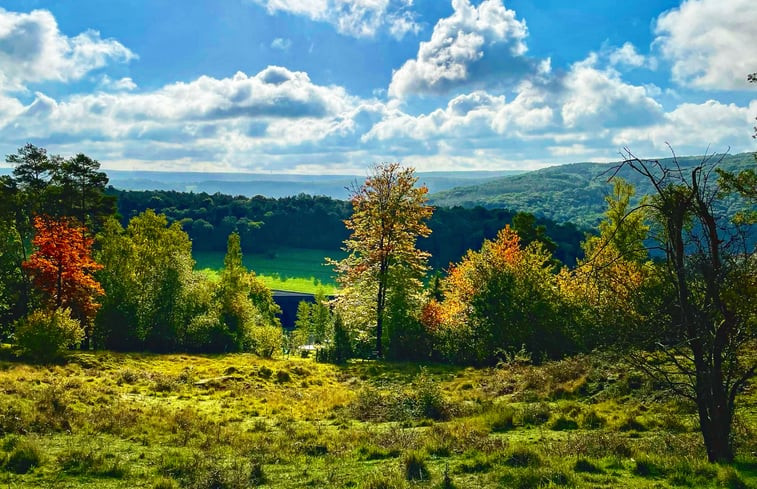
(430, 152), (756, 227)
(108, 188), (587, 268)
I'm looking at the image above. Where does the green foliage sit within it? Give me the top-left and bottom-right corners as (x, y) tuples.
(4, 438), (43, 474)
(294, 289), (332, 344)
(248, 325), (283, 358)
(430, 152), (756, 228)
(317, 312), (353, 364)
(331, 313), (352, 364)
(95, 211), (194, 351)
(427, 227), (568, 364)
(113, 187), (587, 271)
(401, 451), (430, 481)
(0, 219), (25, 334)
(331, 163), (433, 358)
(14, 308), (84, 361)
(0, 351), (754, 487)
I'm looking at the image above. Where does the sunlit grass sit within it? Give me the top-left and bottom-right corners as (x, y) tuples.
(194, 247), (343, 294)
(0, 348), (754, 488)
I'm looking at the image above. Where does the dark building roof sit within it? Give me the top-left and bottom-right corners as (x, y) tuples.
(271, 290), (337, 329)
(272, 290), (315, 329)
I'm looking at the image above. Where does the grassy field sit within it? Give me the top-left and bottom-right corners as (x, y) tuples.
(194, 248), (344, 294)
(0, 349), (754, 488)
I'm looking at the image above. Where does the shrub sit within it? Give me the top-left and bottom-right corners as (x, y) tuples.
(402, 451), (430, 481)
(578, 409), (606, 429)
(249, 325), (282, 358)
(14, 308), (84, 361)
(617, 415), (647, 432)
(4, 438), (43, 474)
(549, 415), (578, 431)
(504, 447), (541, 468)
(413, 369), (448, 420)
(515, 402), (551, 426)
(456, 451), (492, 474)
(484, 404), (515, 432)
(633, 457), (663, 478)
(573, 458), (602, 473)
(500, 467), (571, 489)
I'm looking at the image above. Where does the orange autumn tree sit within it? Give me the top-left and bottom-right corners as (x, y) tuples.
(424, 226), (564, 365)
(23, 216), (104, 334)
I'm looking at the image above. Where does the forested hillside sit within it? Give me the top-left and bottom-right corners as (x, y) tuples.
(109, 189), (587, 268)
(430, 153), (755, 227)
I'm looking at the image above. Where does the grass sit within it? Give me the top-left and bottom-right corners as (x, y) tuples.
(0, 348), (754, 488)
(194, 247), (343, 294)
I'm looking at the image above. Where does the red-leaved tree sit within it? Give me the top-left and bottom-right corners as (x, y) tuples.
(23, 216), (104, 336)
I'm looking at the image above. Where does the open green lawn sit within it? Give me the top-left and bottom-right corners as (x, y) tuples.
(194, 248), (344, 294)
(0, 348), (754, 488)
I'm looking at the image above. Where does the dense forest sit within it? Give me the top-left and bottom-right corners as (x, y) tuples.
(431, 152), (756, 227)
(109, 188), (586, 268)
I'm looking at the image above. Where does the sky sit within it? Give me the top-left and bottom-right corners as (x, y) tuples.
(0, 0), (755, 174)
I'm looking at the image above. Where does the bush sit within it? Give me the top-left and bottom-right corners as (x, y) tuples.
(578, 409), (606, 429)
(549, 415), (578, 431)
(573, 458), (602, 473)
(4, 438), (43, 474)
(504, 447), (541, 468)
(249, 325), (282, 358)
(14, 308), (84, 361)
(484, 404), (515, 432)
(515, 402), (551, 426)
(413, 369), (448, 420)
(402, 451), (430, 481)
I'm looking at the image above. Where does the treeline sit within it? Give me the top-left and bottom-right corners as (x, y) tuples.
(0, 145), (282, 357)
(108, 188), (586, 268)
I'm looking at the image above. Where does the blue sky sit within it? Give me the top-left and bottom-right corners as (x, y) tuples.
(0, 0), (755, 173)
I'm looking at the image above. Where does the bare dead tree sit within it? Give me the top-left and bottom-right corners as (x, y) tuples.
(614, 147), (756, 463)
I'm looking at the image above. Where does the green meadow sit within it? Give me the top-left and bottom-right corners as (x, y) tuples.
(194, 248), (343, 294)
(0, 349), (754, 488)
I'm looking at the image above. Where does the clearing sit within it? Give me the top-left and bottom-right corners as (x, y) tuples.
(0, 349), (754, 488)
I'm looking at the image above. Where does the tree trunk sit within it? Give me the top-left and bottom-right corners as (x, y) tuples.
(696, 373), (734, 463)
(375, 280), (385, 358)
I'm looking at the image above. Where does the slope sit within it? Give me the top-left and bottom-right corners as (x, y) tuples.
(430, 153), (755, 227)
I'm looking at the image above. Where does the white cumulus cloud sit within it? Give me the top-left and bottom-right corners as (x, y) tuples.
(0, 8), (136, 92)
(388, 0), (529, 99)
(654, 0), (757, 90)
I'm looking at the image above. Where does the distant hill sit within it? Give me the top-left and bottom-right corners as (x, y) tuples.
(0, 167), (522, 199)
(97, 169), (523, 199)
(430, 153), (756, 227)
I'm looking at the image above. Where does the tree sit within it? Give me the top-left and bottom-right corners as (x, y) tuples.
(52, 153), (115, 228)
(331, 163), (433, 358)
(95, 211), (194, 351)
(511, 212), (557, 255)
(423, 226), (563, 364)
(216, 232), (281, 352)
(556, 178), (658, 350)
(22, 216), (104, 345)
(616, 150), (756, 463)
(0, 218), (26, 334)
